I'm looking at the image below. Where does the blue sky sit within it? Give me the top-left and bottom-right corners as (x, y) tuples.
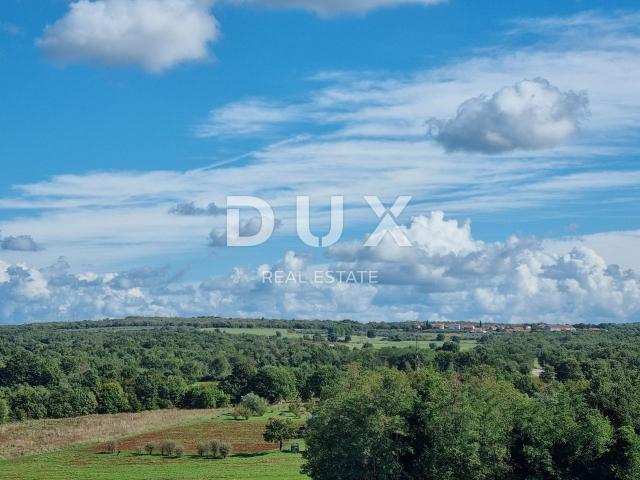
(1, 0), (639, 323)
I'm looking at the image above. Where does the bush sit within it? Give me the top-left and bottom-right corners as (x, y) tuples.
(209, 439), (232, 458)
(218, 441), (231, 459)
(159, 440), (180, 456)
(240, 393), (269, 417)
(144, 441), (157, 455)
(0, 398), (9, 424)
(196, 442), (210, 457)
(105, 440), (119, 454)
(233, 404), (252, 420)
(174, 445), (184, 457)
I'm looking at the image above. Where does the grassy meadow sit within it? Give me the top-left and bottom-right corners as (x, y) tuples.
(210, 327), (479, 351)
(0, 408), (307, 480)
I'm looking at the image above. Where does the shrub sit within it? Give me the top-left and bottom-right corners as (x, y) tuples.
(218, 441), (231, 459)
(105, 440), (118, 454)
(0, 398), (9, 424)
(233, 404), (253, 420)
(240, 393), (269, 416)
(160, 440), (178, 456)
(196, 442), (210, 457)
(144, 441), (157, 455)
(209, 439), (232, 459)
(174, 444), (184, 457)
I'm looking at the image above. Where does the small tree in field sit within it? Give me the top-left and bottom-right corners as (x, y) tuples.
(209, 439), (232, 458)
(159, 440), (182, 457)
(233, 404), (253, 420)
(240, 393), (269, 417)
(144, 441), (157, 455)
(105, 440), (119, 454)
(196, 442), (209, 457)
(264, 418), (298, 451)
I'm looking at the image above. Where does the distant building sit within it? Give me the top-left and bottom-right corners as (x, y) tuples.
(546, 324), (576, 332)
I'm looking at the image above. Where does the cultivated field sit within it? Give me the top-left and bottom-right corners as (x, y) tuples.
(0, 408), (215, 458)
(0, 408), (307, 480)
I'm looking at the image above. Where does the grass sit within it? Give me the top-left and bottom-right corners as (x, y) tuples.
(0, 408), (216, 458)
(0, 407), (308, 479)
(207, 327), (479, 351)
(0, 448), (306, 480)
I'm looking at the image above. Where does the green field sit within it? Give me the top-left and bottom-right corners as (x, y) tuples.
(0, 449), (306, 480)
(211, 327), (478, 351)
(0, 408), (307, 480)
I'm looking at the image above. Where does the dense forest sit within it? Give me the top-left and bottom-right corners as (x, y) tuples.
(2, 318), (640, 479)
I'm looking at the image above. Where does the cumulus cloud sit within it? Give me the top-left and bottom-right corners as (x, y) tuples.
(169, 201), (224, 216)
(37, 0), (219, 72)
(327, 212), (640, 323)
(227, 0), (444, 16)
(1, 212), (639, 324)
(0, 235), (43, 252)
(428, 78), (589, 153)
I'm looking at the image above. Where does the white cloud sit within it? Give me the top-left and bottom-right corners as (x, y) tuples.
(1, 213), (639, 324)
(227, 0), (444, 16)
(427, 78), (589, 153)
(37, 0), (219, 72)
(0, 235), (43, 252)
(196, 100), (305, 138)
(326, 212), (640, 323)
(169, 201), (225, 216)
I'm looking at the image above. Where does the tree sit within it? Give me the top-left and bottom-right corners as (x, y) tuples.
(96, 381), (130, 414)
(9, 385), (49, 420)
(157, 375), (186, 408)
(239, 393), (269, 416)
(221, 361), (257, 402)
(207, 355), (231, 380)
(47, 386), (97, 418)
(264, 418), (298, 451)
(440, 341), (460, 352)
(302, 366), (341, 401)
(366, 329), (376, 338)
(436, 333), (446, 341)
(181, 383), (228, 409)
(303, 368), (414, 479)
(132, 371), (160, 410)
(249, 366), (297, 403)
(607, 426), (640, 480)
(0, 397), (9, 423)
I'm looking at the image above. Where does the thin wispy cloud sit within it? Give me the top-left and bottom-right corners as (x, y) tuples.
(226, 0), (445, 16)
